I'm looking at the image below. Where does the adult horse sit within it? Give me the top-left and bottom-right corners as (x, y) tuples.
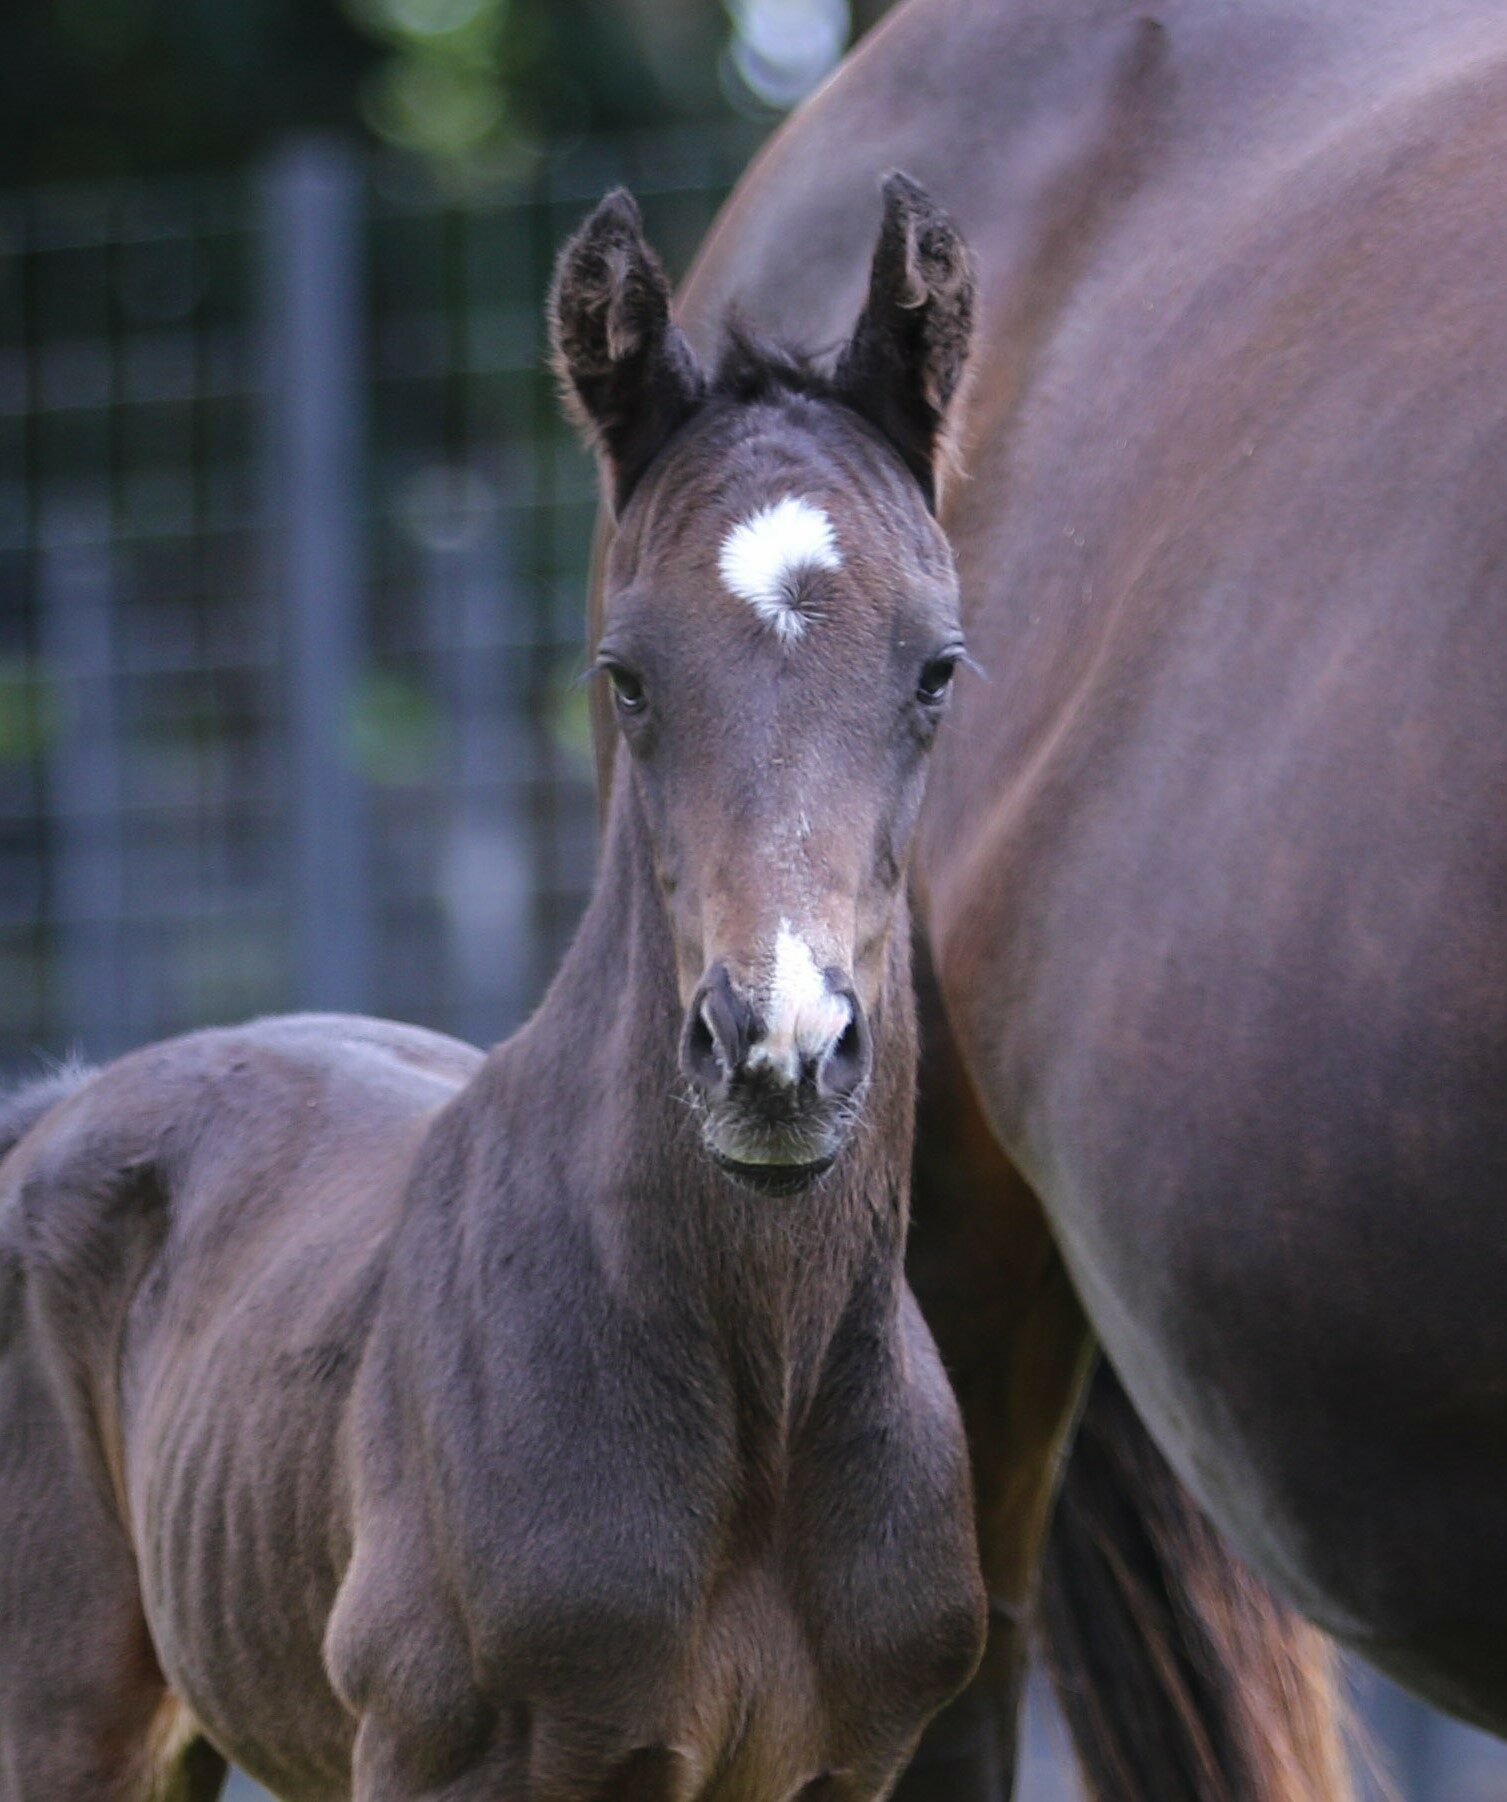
(585, 0), (1507, 1791)
(0, 192), (991, 1799)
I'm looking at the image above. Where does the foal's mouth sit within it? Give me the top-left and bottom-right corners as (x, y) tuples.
(696, 1066), (862, 1197)
(710, 1150), (837, 1197)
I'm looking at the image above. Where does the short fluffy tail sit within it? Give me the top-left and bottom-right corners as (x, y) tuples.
(0, 1061), (92, 1350)
(0, 1062), (90, 1161)
(1040, 1360), (1356, 1802)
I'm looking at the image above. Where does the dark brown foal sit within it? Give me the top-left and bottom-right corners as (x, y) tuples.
(0, 183), (987, 1801)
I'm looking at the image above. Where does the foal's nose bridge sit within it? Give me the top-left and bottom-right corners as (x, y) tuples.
(680, 943), (871, 1103)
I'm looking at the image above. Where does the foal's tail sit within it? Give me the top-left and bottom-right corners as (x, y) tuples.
(1040, 1361), (1357, 1802)
(0, 1061), (92, 1350)
(0, 1062), (90, 1162)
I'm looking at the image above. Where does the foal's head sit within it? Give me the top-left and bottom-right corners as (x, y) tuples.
(552, 175), (974, 1195)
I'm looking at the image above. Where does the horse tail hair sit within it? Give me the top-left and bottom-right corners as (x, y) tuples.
(1040, 1360), (1357, 1802)
(0, 1061), (93, 1352)
(0, 1062), (91, 1163)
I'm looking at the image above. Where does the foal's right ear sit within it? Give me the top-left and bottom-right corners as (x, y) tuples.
(550, 189), (706, 514)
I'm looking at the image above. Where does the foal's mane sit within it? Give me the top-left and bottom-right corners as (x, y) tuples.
(708, 320), (847, 409)
(711, 317), (970, 506)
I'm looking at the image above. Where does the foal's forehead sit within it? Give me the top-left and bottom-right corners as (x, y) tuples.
(612, 398), (953, 629)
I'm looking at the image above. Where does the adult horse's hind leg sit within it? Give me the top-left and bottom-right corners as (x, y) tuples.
(894, 958), (1355, 1802)
(1039, 1362), (1355, 1802)
(0, 1332), (226, 1802)
(891, 961), (1095, 1801)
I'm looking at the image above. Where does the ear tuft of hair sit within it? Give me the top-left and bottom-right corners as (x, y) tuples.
(549, 188), (706, 514)
(834, 171), (976, 507)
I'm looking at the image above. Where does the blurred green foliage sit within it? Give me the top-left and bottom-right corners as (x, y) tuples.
(2, 0), (892, 185)
(348, 671), (447, 786)
(0, 661), (57, 765)
(3, 0), (377, 182)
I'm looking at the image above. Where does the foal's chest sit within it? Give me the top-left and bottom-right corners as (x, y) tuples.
(657, 1564), (843, 1798)
(331, 1421), (981, 1802)
(478, 1536), (962, 1801)
(329, 1252), (986, 1798)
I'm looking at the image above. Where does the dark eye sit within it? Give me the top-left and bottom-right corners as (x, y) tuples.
(917, 653), (960, 706)
(599, 658), (646, 715)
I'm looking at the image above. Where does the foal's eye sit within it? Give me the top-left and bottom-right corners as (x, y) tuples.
(599, 659), (647, 715)
(917, 653), (961, 706)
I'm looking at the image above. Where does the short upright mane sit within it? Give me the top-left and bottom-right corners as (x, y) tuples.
(710, 321), (847, 409)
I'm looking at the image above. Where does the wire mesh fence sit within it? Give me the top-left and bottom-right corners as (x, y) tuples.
(0, 128), (754, 1073)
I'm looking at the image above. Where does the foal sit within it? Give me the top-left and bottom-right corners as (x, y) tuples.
(0, 179), (983, 1801)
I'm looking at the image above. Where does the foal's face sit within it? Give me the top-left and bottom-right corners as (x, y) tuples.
(598, 401), (964, 1187)
(551, 176), (974, 1192)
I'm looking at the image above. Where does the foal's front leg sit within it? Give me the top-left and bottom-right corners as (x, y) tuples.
(351, 1718), (696, 1802)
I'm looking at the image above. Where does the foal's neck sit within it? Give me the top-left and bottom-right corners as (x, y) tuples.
(481, 768), (915, 1433)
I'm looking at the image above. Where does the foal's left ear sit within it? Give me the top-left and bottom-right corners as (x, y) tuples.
(550, 189), (707, 514)
(834, 173), (975, 509)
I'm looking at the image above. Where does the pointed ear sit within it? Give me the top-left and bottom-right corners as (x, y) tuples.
(549, 189), (706, 514)
(833, 173), (975, 508)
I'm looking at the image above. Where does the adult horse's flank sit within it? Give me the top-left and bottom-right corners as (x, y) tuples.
(0, 186), (986, 1800)
(667, 0), (1507, 1791)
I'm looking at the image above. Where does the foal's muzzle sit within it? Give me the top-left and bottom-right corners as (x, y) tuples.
(679, 961), (872, 1193)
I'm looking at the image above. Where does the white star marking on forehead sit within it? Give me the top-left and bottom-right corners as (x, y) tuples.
(717, 495), (842, 644)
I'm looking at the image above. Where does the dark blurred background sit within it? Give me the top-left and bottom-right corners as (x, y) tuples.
(1, 4), (1504, 1797)
(3, 0), (898, 185)
(0, 0), (895, 1071)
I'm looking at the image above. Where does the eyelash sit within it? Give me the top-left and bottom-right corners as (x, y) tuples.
(596, 657), (646, 714)
(917, 650), (963, 705)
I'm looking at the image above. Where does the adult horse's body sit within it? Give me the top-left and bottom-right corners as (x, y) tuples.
(648, 0), (1507, 1766)
(0, 192), (991, 1799)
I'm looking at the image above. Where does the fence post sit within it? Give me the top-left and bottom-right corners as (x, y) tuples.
(40, 501), (129, 1059)
(260, 137), (373, 1015)
(419, 497), (533, 1044)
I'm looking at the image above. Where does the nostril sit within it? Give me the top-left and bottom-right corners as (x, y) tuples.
(682, 1003), (723, 1095)
(680, 965), (757, 1100)
(825, 1016), (864, 1091)
(816, 996), (871, 1103)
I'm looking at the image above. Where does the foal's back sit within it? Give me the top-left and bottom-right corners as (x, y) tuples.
(0, 1014), (477, 1801)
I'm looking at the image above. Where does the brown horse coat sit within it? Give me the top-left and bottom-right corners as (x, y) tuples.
(663, 0), (1507, 1736)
